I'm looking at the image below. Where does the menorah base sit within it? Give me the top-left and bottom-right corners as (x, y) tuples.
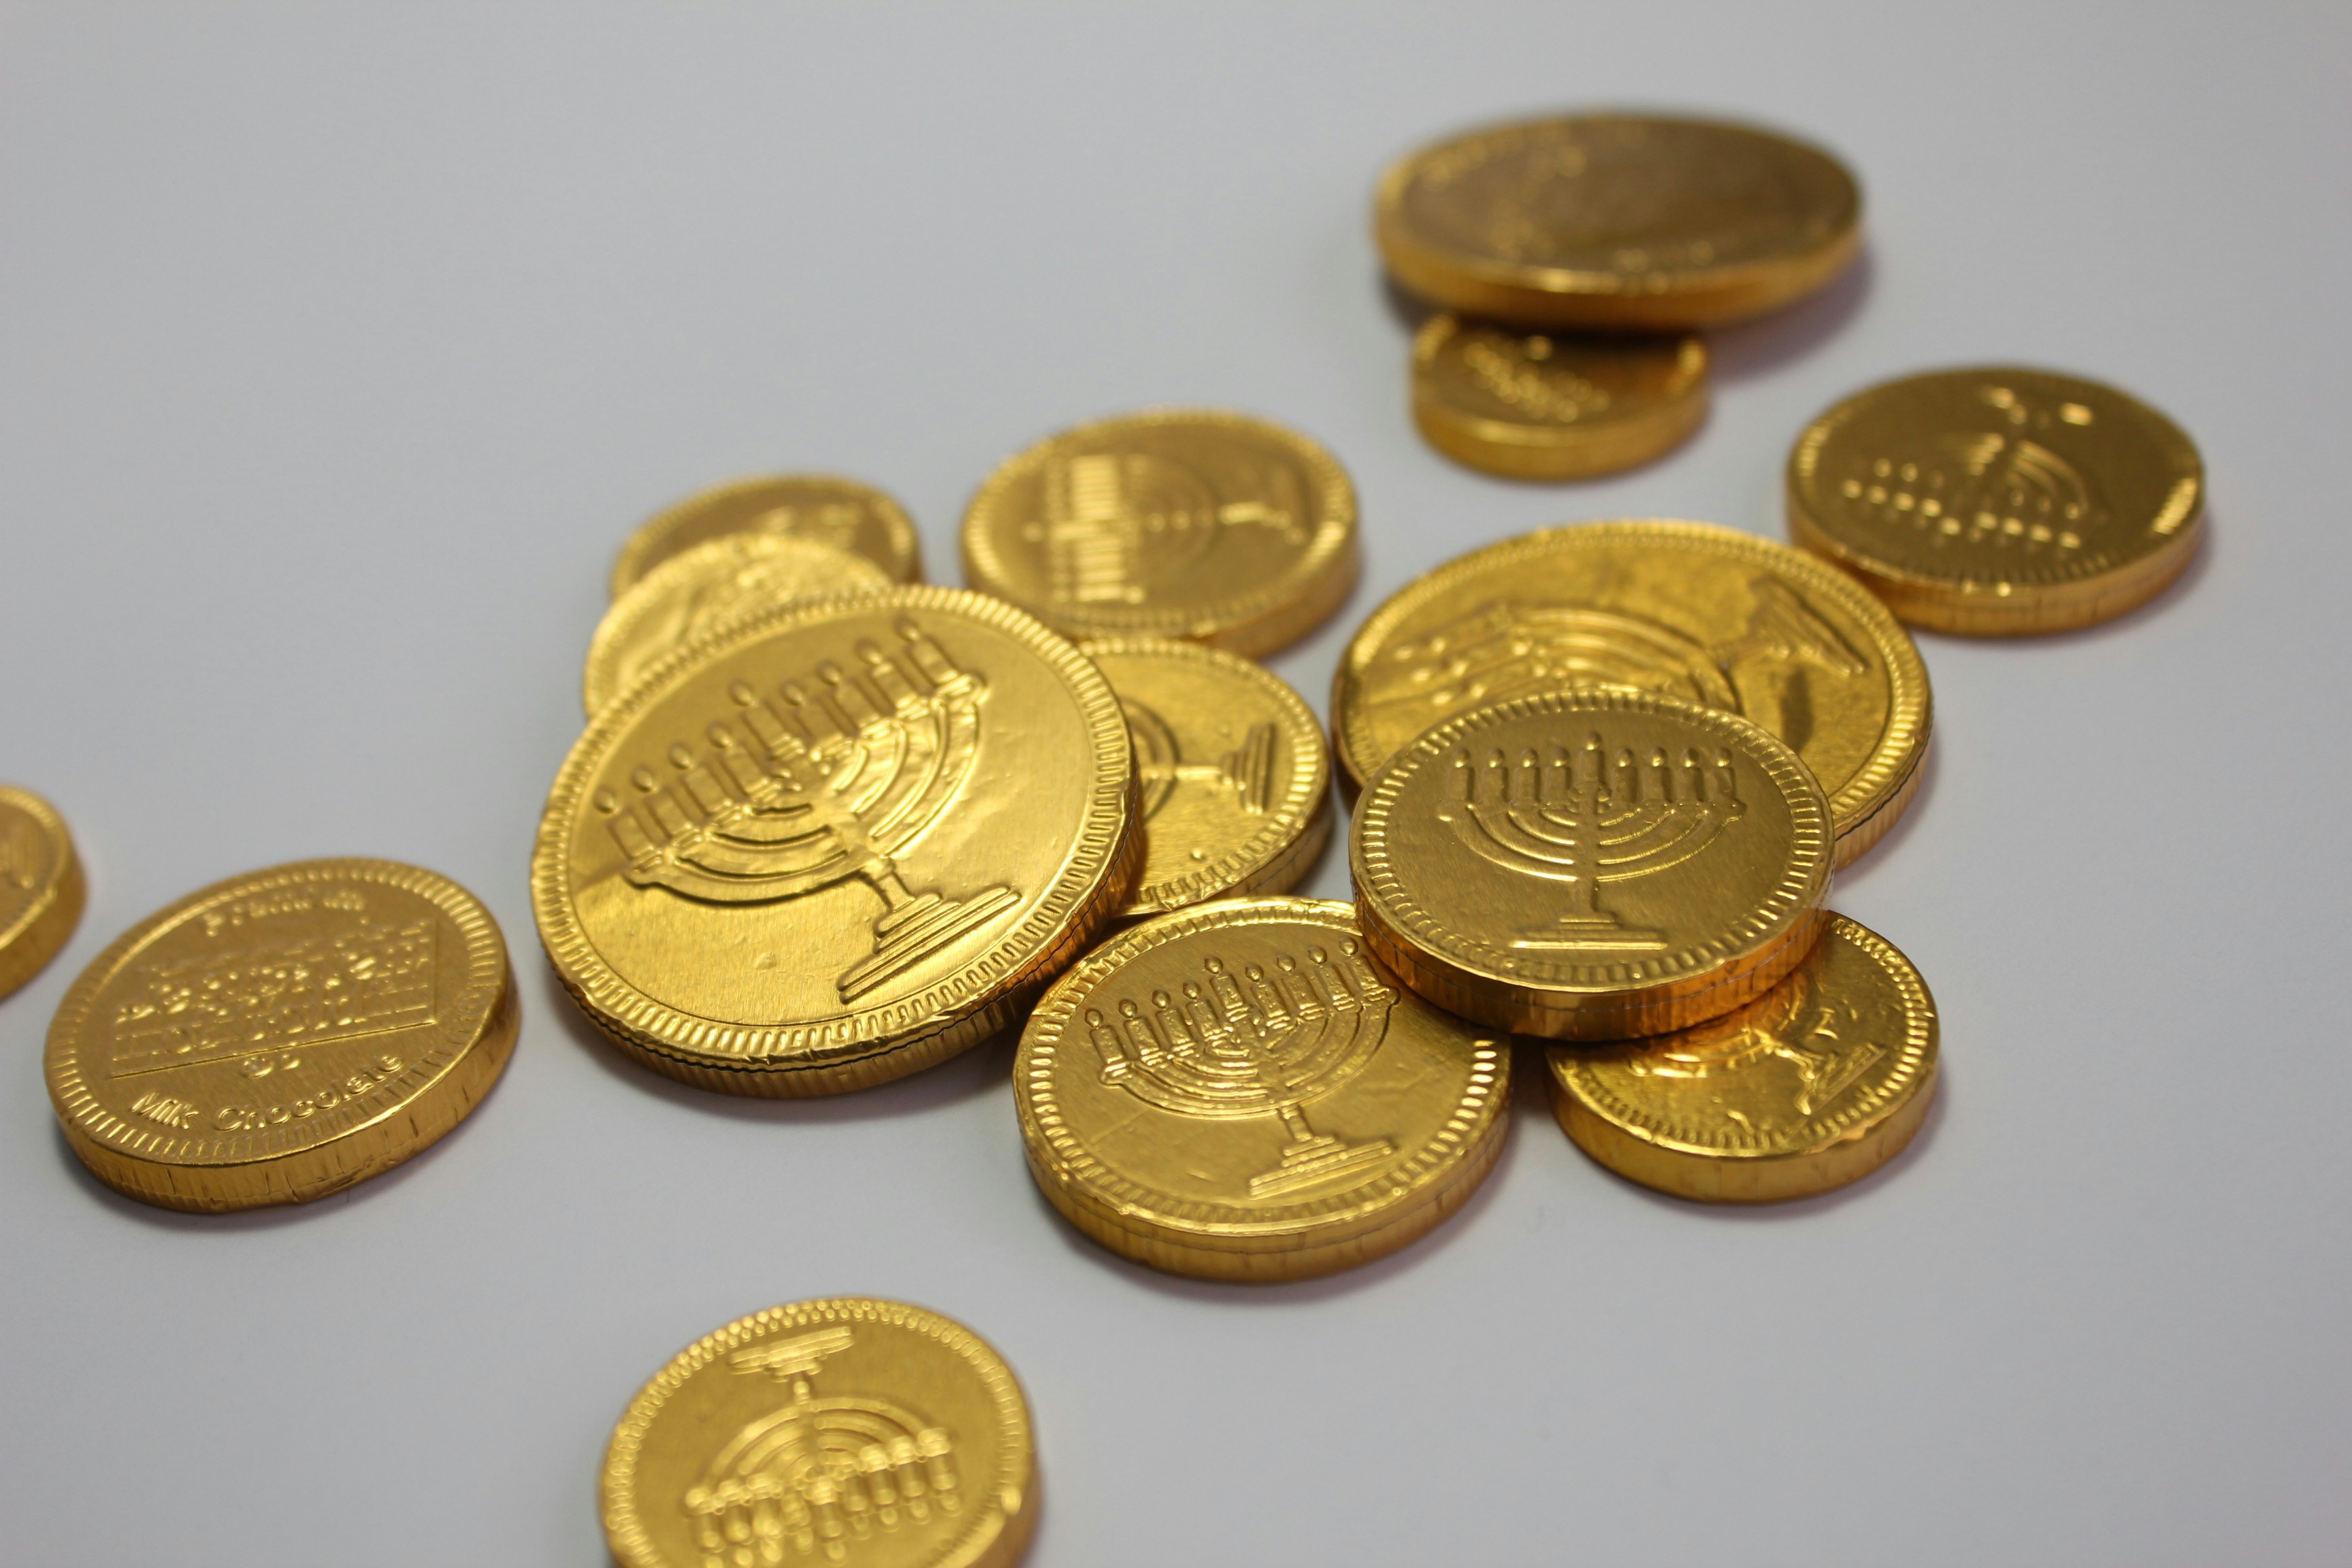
(1248, 1132), (1396, 1198)
(838, 885), (1022, 1001)
(1510, 913), (1667, 951)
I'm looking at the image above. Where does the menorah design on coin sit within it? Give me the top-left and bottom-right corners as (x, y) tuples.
(1438, 732), (1745, 949)
(1028, 451), (1305, 606)
(1085, 937), (1397, 1197)
(1121, 697), (1277, 820)
(597, 617), (1019, 1002)
(685, 1327), (959, 1567)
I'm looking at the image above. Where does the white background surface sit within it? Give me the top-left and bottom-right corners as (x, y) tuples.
(3, 4), (2347, 1563)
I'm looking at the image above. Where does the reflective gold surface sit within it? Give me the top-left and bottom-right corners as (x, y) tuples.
(1375, 113), (1861, 329)
(585, 533), (894, 716)
(960, 409), (1359, 658)
(1352, 688), (1832, 1041)
(1082, 638), (1330, 919)
(1333, 521), (1930, 866)
(602, 1297), (1036, 1568)
(535, 587), (1137, 1096)
(1788, 366), (2204, 634)
(1550, 913), (1937, 1202)
(0, 784), (83, 1000)
(1016, 897), (1508, 1281)
(610, 474), (924, 600)
(1411, 316), (1708, 480)
(44, 857), (516, 1212)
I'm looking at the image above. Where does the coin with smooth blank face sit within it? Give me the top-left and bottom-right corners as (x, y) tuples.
(601, 1297), (1036, 1568)
(1550, 913), (1938, 1202)
(610, 474), (923, 599)
(0, 784), (84, 1000)
(1017, 897), (1509, 1281)
(1411, 316), (1709, 480)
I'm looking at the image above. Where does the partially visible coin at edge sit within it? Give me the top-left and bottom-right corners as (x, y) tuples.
(0, 784), (84, 1000)
(1411, 315), (1709, 480)
(45, 857), (517, 1212)
(610, 474), (924, 600)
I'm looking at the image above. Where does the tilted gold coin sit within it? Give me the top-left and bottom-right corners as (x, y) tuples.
(1550, 913), (1938, 1202)
(1017, 897), (1509, 1281)
(1333, 521), (1930, 867)
(1375, 113), (1861, 329)
(585, 532), (896, 715)
(610, 474), (924, 600)
(1788, 367), (2205, 634)
(0, 784), (84, 1000)
(535, 586), (1137, 1096)
(602, 1297), (1036, 1568)
(1411, 315), (1709, 480)
(1082, 639), (1330, 920)
(44, 858), (516, 1212)
(960, 409), (1360, 659)
(1352, 689), (1833, 1041)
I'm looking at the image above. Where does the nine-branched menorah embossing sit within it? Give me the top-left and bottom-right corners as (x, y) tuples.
(598, 617), (1019, 1002)
(684, 1327), (960, 1567)
(1086, 937), (1397, 1197)
(1437, 732), (1745, 950)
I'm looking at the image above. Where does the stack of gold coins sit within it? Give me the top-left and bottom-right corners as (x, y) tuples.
(1375, 112), (1862, 480)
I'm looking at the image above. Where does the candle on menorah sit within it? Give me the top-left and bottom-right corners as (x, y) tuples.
(1085, 937), (1397, 1198)
(1437, 731), (1745, 949)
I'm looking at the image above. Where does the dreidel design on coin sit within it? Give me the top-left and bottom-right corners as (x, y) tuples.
(1440, 734), (1744, 950)
(685, 1326), (961, 1564)
(1086, 938), (1397, 1196)
(599, 617), (1020, 1002)
(1121, 698), (1277, 819)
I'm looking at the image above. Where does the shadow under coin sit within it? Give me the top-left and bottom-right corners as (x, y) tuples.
(540, 962), (1015, 1125)
(1708, 245), (1874, 382)
(1827, 743), (1940, 890)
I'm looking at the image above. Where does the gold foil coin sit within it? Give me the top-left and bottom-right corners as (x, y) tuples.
(1411, 315), (1709, 480)
(1083, 638), (1331, 919)
(585, 532), (896, 716)
(960, 408), (1360, 659)
(1788, 366), (2205, 634)
(1333, 521), (1930, 866)
(0, 784), (84, 1000)
(534, 586), (1137, 1096)
(1375, 113), (1861, 329)
(1352, 688), (1833, 1041)
(602, 1297), (1036, 1568)
(44, 857), (517, 1213)
(1550, 913), (1938, 1202)
(1016, 897), (1509, 1281)
(610, 474), (924, 600)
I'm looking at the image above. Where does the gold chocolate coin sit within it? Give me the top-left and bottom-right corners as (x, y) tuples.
(44, 858), (517, 1213)
(1083, 638), (1330, 919)
(535, 586), (1137, 1096)
(1333, 521), (1930, 866)
(1788, 366), (2204, 634)
(1411, 315), (1709, 480)
(1352, 688), (1832, 1041)
(602, 1297), (1036, 1568)
(0, 784), (84, 1000)
(960, 408), (1359, 659)
(1016, 897), (1508, 1281)
(1550, 913), (1937, 1202)
(610, 474), (923, 599)
(585, 532), (895, 715)
(1375, 113), (1861, 329)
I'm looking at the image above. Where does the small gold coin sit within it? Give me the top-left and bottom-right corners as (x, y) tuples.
(1082, 638), (1331, 919)
(1352, 688), (1833, 1041)
(1333, 521), (1930, 867)
(1016, 897), (1509, 1281)
(1549, 913), (1938, 1202)
(1411, 315), (1709, 480)
(610, 474), (923, 600)
(960, 408), (1359, 659)
(0, 784), (84, 1000)
(536, 586), (1137, 1096)
(602, 1297), (1036, 1568)
(1788, 366), (2205, 634)
(44, 858), (516, 1213)
(1375, 113), (1861, 329)
(584, 532), (896, 715)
